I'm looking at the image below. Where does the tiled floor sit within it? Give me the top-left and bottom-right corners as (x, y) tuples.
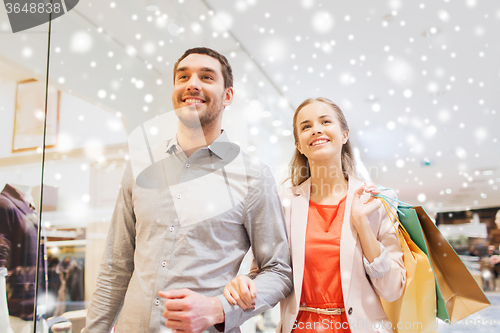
(437, 292), (500, 332)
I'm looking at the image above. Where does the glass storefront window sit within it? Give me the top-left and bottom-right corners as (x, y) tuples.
(0, 6), (50, 332)
(2, 1), (293, 332)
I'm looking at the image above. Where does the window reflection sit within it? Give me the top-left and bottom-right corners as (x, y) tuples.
(0, 30), (49, 328)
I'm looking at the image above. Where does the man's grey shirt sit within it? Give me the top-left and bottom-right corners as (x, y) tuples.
(83, 131), (293, 332)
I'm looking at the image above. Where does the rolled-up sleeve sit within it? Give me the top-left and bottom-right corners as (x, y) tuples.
(367, 190), (406, 303)
(363, 242), (391, 278)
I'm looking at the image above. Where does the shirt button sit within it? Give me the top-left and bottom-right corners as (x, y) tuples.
(177, 194), (181, 199)
(186, 163), (190, 168)
(348, 307), (353, 315)
(169, 226), (174, 232)
(155, 299), (160, 306)
(162, 261), (166, 267)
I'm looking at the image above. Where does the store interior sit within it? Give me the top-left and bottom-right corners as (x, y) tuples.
(0, 1), (499, 332)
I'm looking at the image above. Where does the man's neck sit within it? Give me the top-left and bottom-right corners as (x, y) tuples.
(176, 122), (222, 158)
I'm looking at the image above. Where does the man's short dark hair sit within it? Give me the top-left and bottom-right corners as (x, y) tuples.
(173, 47), (233, 89)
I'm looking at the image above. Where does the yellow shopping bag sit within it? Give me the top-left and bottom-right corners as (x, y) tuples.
(379, 199), (437, 333)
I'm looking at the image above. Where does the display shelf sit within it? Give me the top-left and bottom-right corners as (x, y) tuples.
(41, 207), (114, 228)
(43, 229), (78, 238)
(0, 143), (127, 167)
(46, 240), (87, 247)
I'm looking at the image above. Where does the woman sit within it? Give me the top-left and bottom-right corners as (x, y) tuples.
(224, 98), (406, 333)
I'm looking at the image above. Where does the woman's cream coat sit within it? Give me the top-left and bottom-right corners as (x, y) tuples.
(274, 177), (406, 333)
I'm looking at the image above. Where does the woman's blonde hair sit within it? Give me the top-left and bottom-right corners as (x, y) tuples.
(286, 97), (356, 186)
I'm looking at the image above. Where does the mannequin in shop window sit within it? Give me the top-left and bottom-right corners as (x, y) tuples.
(0, 183), (42, 332)
(53, 256), (84, 316)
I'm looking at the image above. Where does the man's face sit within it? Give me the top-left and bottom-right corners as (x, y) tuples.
(172, 53), (233, 129)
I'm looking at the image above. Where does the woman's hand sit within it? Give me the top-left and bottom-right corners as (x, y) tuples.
(350, 184), (382, 232)
(223, 275), (257, 310)
(350, 184), (383, 263)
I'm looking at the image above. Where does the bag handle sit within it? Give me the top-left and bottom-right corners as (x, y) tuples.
(371, 185), (412, 216)
(377, 197), (412, 247)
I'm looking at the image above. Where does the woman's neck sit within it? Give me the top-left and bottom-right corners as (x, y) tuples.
(309, 160), (348, 204)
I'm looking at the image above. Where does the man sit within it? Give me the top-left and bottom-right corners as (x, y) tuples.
(83, 47), (293, 333)
(489, 210), (500, 249)
(486, 245), (500, 278)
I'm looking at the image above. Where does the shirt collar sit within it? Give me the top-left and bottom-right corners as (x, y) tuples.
(165, 136), (181, 155)
(165, 130), (232, 160)
(208, 130), (231, 159)
(1, 184), (33, 215)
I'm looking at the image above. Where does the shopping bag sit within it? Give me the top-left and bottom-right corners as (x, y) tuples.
(397, 207), (447, 321)
(379, 199), (437, 333)
(399, 206), (491, 322)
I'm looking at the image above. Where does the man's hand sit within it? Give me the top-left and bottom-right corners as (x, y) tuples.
(159, 289), (225, 333)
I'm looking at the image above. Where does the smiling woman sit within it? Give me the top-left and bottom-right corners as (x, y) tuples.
(289, 98), (355, 188)
(224, 97), (406, 333)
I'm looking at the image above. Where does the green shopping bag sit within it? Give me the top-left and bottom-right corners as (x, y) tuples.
(398, 207), (448, 321)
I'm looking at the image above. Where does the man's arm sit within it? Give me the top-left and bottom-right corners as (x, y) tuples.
(160, 163), (292, 333)
(82, 163), (136, 332)
(217, 163), (293, 332)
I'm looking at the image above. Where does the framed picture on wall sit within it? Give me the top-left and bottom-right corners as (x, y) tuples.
(12, 79), (60, 152)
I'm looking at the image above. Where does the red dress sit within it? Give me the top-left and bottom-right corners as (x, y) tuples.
(292, 196), (351, 333)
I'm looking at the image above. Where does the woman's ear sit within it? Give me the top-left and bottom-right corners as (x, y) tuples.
(296, 142), (303, 154)
(342, 130), (349, 144)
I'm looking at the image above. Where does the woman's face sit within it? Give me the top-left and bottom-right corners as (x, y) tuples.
(295, 101), (348, 164)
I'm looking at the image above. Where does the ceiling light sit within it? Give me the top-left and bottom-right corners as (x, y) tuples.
(145, 0), (160, 11)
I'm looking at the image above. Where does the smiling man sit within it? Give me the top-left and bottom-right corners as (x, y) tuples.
(82, 47), (293, 333)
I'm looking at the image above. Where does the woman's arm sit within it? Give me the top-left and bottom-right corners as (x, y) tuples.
(351, 185), (406, 302)
(223, 253), (260, 310)
(350, 185), (383, 262)
(368, 200), (406, 302)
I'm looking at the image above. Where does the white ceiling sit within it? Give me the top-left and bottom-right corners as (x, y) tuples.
(204, 0), (500, 212)
(1, 0), (499, 213)
(0, 59), (34, 82)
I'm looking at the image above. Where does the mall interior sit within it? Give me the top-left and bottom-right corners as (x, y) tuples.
(0, 0), (499, 332)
